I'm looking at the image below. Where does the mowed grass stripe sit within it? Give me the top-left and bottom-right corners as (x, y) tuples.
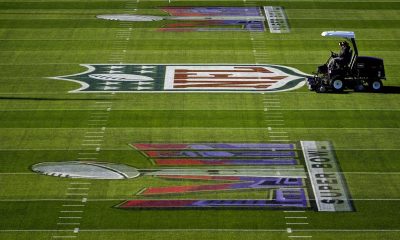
(0, 110), (264, 128)
(1, 39), (400, 51)
(1, 110), (399, 128)
(1, 128), (400, 149)
(1, 201), (400, 231)
(0, 231), (399, 240)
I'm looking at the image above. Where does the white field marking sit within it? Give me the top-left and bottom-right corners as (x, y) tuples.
(278, 127), (400, 130)
(85, 135), (104, 138)
(52, 236), (76, 239)
(77, 157), (98, 160)
(66, 193), (88, 196)
(60, 211), (83, 213)
(286, 223), (309, 225)
(58, 217), (82, 219)
(269, 132), (288, 134)
(270, 136), (289, 138)
(62, 205), (84, 207)
(2, 229), (400, 233)
(285, 217), (308, 219)
(279, 109), (400, 111)
(85, 132), (104, 134)
(82, 139), (103, 142)
(267, 124), (285, 126)
(289, 236), (312, 238)
(2, 108), (397, 112)
(88, 120), (107, 122)
(266, 120), (285, 122)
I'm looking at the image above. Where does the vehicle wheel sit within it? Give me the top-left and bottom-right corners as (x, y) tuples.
(369, 80), (383, 92)
(331, 79), (344, 92)
(307, 82), (315, 91)
(316, 85), (327, 93)
(354, 84), (365, 92)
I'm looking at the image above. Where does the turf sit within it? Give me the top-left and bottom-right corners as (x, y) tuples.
(0, 0), (400, 239)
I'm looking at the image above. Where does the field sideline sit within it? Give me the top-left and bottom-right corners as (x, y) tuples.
(0, 0), (400, 240)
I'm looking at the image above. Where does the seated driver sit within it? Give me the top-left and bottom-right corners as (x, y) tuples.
(328, 41), (352, 70)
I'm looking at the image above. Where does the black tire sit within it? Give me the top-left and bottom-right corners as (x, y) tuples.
(331, 79), (344, 92)
(369, 80), (383, 92)
(316, 85), (327, 93)
(306, 81), (315, 91)
(354, 84), (365, 92)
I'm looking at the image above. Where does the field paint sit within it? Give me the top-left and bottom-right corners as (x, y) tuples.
(2, 229), (400, 233)
(58, 217), (82, 219)
(85, 136), (104, 138)
(52, 236), (76, 239)
(2, 107), (398, 111)
(1, 147), (400, 151)
(65, 193), (88, 196)
(82, 139), (103, 142)
(2, 198), (400, 202)
(288, 236), (312, 238)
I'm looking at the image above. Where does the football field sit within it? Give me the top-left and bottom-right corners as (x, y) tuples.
(0, 0), (400, 239)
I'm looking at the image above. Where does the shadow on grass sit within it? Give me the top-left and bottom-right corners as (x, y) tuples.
(382, 86), (400, 94)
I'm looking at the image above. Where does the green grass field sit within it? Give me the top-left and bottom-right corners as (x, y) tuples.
(1, 0), (400, 239)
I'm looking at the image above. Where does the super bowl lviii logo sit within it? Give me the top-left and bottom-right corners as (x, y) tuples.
(32, 141), (354, 212)
(51, 64), (308, 93)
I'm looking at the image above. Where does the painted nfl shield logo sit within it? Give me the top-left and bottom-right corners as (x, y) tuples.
(51, 64), (308, 93)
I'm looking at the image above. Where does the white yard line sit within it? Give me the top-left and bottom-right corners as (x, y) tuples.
(1, 229), (400, 233)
